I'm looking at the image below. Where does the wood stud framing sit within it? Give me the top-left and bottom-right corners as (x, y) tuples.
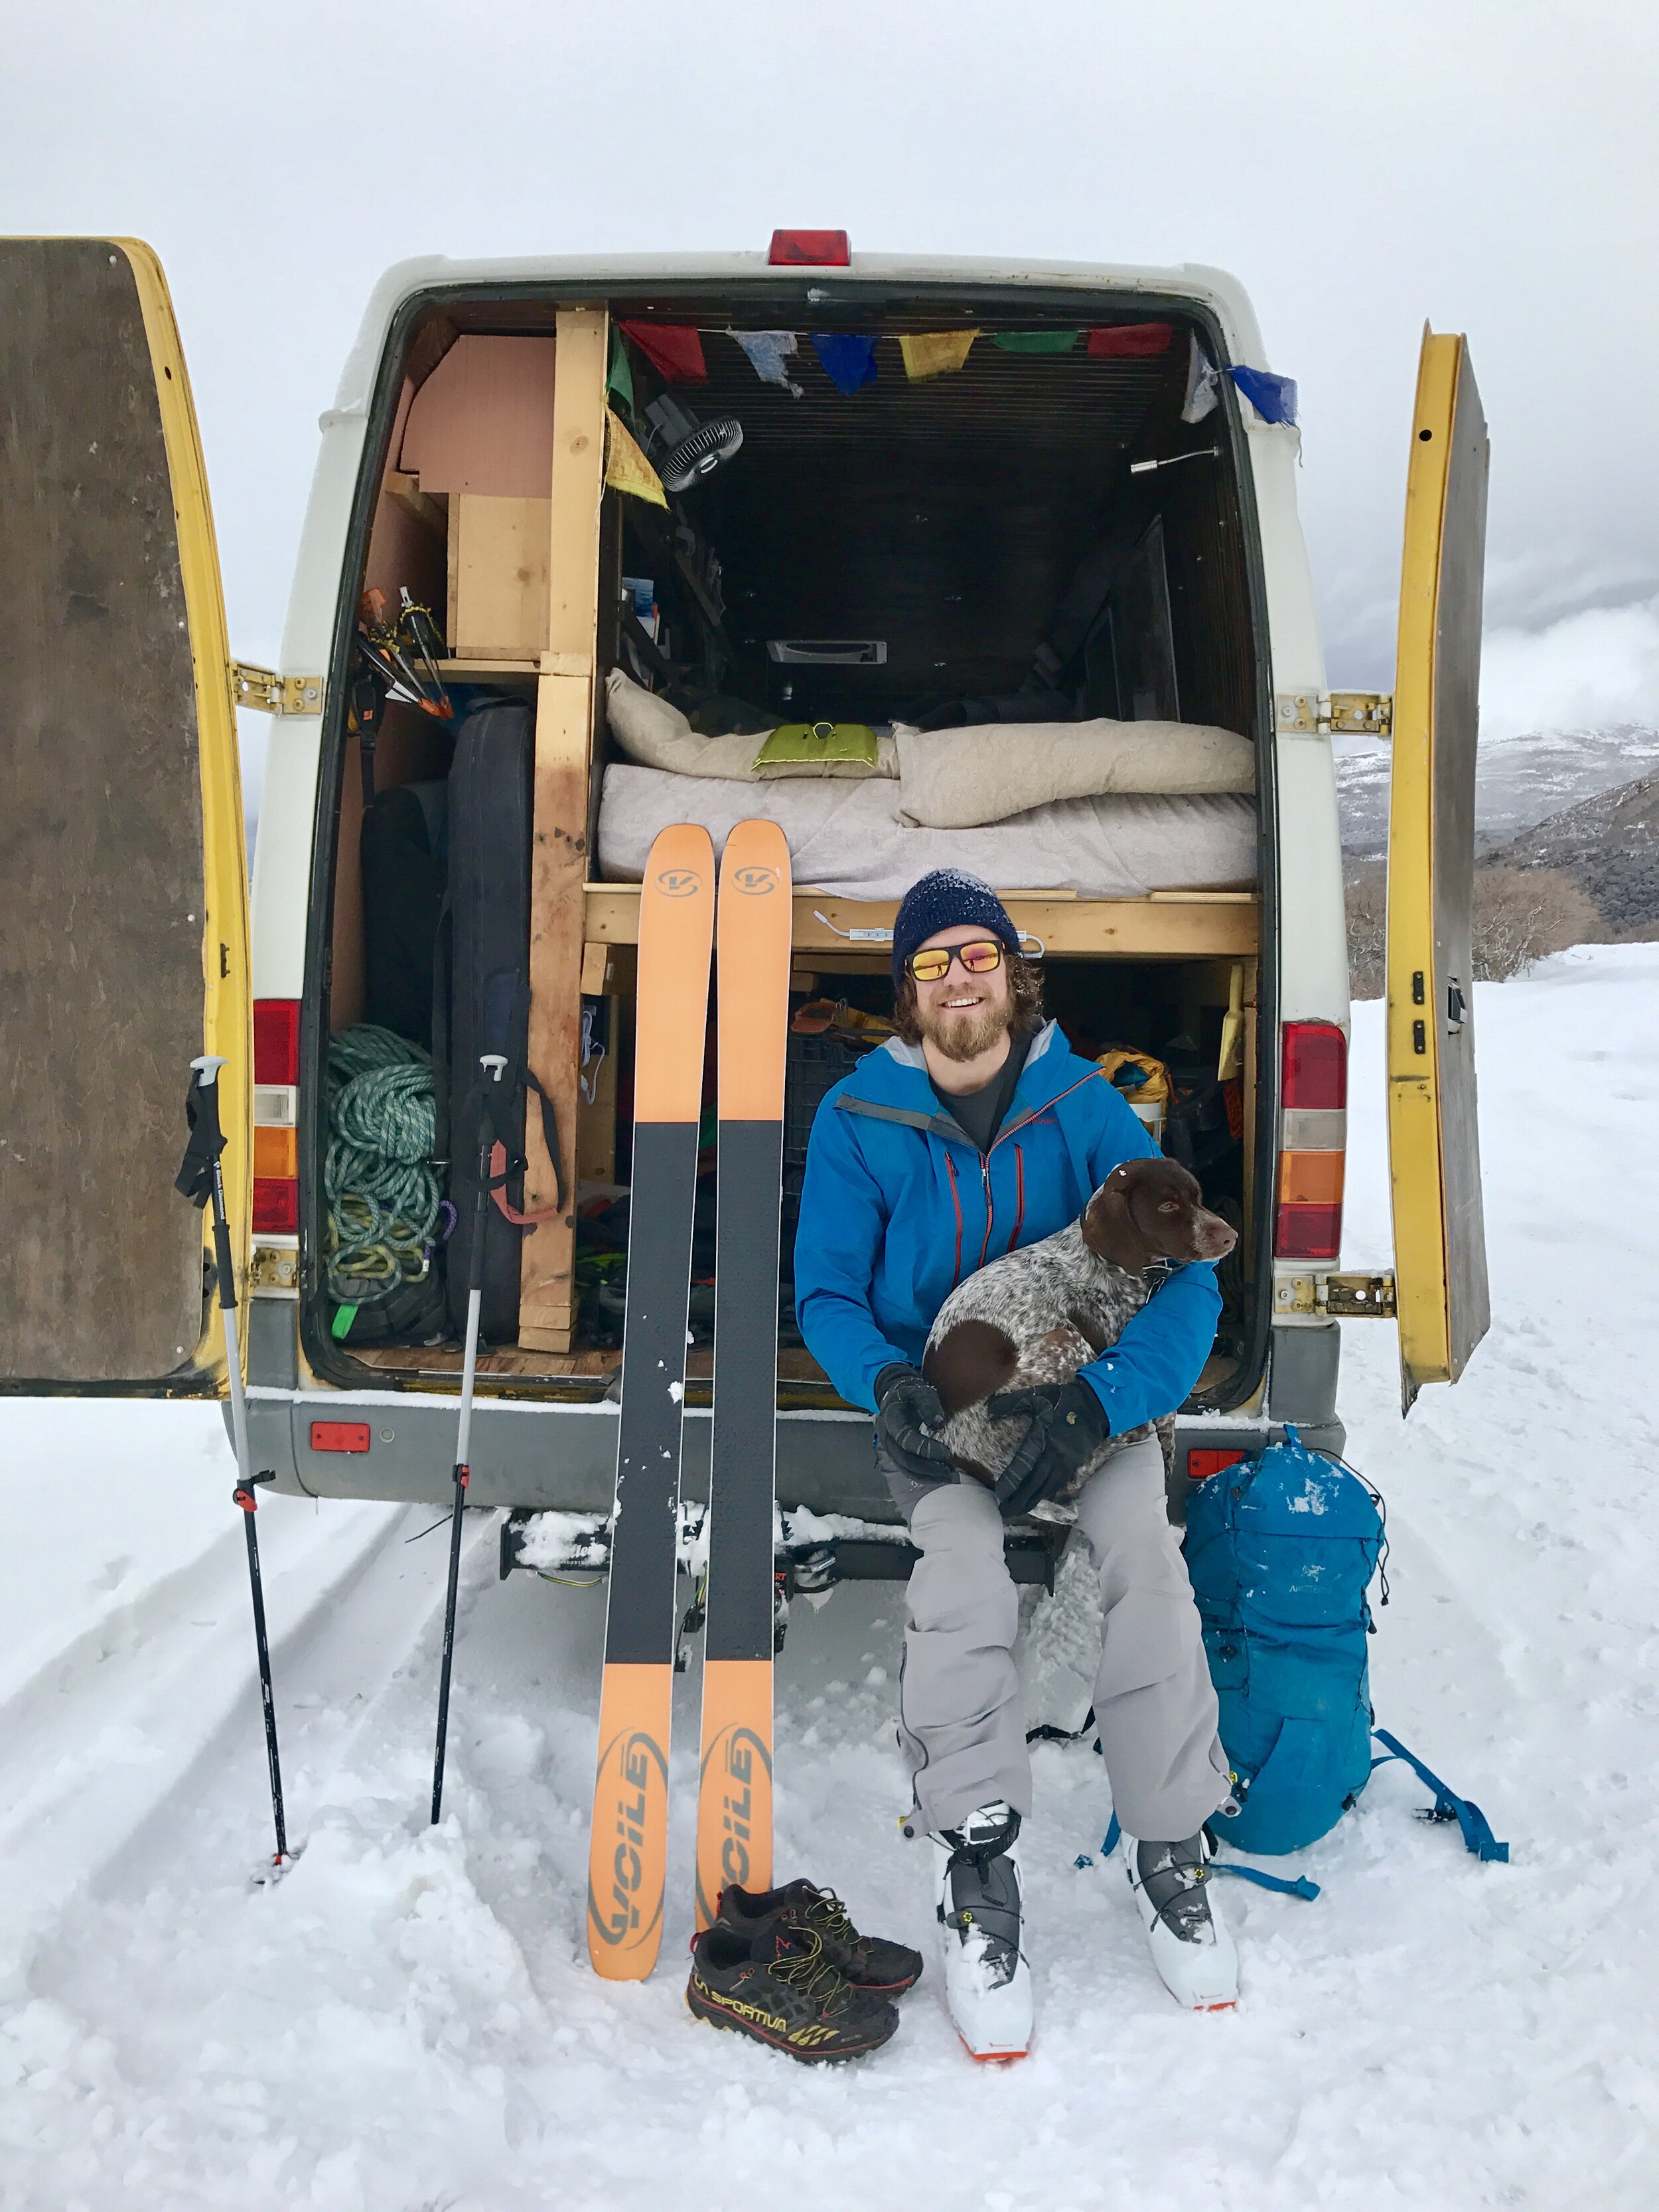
(518, 308), (609, 1353)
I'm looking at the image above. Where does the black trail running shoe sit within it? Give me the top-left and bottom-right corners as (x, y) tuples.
(715, 1880), (924, 1994)
(686, 1925), (900, 2061)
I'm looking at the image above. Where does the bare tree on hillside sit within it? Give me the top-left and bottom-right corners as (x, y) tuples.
(1344, 863), (1603, 998)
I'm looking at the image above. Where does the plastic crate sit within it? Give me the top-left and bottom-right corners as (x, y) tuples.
(784, 1031), (868, 1169)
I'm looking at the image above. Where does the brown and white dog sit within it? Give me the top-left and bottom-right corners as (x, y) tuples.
(922, 1156), (1238, 1501)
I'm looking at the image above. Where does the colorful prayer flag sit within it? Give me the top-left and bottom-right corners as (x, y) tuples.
(898, 331), (979, 380)
(618, 321), (707, 383)
(1085, 323), (1175, 358)
(991, 331), (1078, 354)
(810, 332), (879, 394)
(605, 410), (667, 506)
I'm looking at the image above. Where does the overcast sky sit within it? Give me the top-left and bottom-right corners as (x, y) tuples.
(7, 0), (1658, 734)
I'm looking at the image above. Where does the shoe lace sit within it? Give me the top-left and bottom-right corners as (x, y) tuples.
(802, 1888), (860, 1947)
(772, 1931), (850, 2015)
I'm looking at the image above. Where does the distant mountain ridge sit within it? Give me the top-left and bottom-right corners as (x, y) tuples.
(1334, 721), (1659, 864)
(1484, 771), (1659, 932)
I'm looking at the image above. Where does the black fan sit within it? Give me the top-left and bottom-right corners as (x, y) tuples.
(642, 393), (744, 492)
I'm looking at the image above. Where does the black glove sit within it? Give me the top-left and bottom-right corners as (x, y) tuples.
(874, 1364), (954, 1485)
(984, 1378), (1112, 1519)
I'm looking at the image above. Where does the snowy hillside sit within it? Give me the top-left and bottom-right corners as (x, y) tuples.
(3, 948), (1657, 2211)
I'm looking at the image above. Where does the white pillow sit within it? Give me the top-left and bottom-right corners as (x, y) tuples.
(894, 716), (1256, 828)
(604, 669), (898, 781)
(604, 668), (764, 780)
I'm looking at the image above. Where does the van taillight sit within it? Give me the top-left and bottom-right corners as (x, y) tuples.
(254, 999), (299, 1084)
(768, 228), (851, 266)
(253, 998), (301, 1236)
(1275, 1021), (1346, 1261)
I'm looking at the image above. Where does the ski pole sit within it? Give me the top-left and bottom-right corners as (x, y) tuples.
(177, 1053), (290, 1868)
(431, 1053), (506, 1825)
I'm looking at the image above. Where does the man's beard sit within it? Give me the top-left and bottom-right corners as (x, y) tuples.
(918, 991), (1013, 1064)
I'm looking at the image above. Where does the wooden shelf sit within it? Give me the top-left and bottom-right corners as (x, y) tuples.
(583, 885), (1258, 958)
(434, 658), (540, 678)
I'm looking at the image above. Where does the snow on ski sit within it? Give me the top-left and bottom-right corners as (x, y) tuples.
(585, 823), (715, 1980)
(695, 820), (793, 1929)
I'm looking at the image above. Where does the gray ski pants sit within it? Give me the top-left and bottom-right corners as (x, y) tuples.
(884, 1433), (1232, 1840)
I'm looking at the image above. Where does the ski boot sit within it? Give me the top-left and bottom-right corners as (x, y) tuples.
(715, 1880), (923, 1994)
(932, 1801), (1031, 2060)
(686, 1923), (900, 2061)
(1118, 1828), (1239, 2010)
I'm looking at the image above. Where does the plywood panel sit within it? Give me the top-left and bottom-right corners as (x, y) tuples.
(399, 336), (557, 497)
(519, 309), (609, 1353)
(447, 495), (549, 659)
(0, 241), (221, 1380)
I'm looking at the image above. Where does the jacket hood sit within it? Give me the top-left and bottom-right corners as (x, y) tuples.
(850, 1019), (1083, 1113)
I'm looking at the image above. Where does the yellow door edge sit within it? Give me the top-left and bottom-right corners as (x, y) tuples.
(1385, 329), (1460, 1401)
(119, 241), (252, 1389)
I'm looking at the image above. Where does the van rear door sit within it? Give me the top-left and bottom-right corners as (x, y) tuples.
(0, 238), (249, 1394)
(1384, 327), (1491, 1411)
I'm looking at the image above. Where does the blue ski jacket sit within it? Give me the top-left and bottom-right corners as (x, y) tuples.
(793, 1021), (1221, 1422)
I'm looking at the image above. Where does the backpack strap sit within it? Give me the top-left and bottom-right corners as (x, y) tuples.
(1093, 1811), (1319, 1899)
(1370, 1729), (1509, 1863)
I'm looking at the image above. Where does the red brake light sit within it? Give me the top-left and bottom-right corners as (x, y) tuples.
(1281, 1021), (1346, 1110)
(254, 999), (301, 1085)
(768, 228), (850, 267)
(253, 1177), (299, 1234)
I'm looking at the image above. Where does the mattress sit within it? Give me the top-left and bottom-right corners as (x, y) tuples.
(596, 764), (1258, 902)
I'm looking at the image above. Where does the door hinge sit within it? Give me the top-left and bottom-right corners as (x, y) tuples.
(1274, 690), (1393, 737)
(1274, 1268), (1398, 1317)
(232, 663), (325, 716)
(250, 1242), (300, 1296)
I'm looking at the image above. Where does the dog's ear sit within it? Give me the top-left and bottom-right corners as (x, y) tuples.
(1082, 1165), (1150, 1269)
(924, 1318), (1019, 1419)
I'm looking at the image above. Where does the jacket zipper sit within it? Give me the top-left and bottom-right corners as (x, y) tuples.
(1005, 1144), (1026, 1254)
(977, 1156), (995, 1274)
(944, 1153), (965, 1289)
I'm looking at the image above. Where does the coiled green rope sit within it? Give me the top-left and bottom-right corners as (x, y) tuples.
(325, 1026), (443, 1305)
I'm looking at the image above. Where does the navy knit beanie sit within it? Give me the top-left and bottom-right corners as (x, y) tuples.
(891, 869), (1021, 985)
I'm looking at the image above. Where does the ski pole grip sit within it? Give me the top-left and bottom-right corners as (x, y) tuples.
(189, 1055), (228, 1144)
(476, 1054), (506, 1165)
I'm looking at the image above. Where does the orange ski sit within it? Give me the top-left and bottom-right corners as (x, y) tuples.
(695, 822), (792, 1927)
(586, 824), (715, 1978)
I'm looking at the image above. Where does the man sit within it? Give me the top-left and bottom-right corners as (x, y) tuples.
(794, 869), (1237, 2055)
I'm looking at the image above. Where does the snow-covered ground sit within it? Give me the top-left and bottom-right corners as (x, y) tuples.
(3, 946), (1657, 2211)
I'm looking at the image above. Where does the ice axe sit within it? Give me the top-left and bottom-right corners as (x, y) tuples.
(430, 1052), (506, 1824)
(177, 1053), (292, 1875)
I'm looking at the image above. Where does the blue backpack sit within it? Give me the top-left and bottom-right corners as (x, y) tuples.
(1074, 1426), (1507, 1893)
(1184, 1426), (1386, 1856)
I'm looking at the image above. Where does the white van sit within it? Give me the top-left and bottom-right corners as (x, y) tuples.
(0, 233), (1489, 1572)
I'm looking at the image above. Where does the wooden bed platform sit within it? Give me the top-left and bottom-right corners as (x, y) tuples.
(582, 885), (1259, 960)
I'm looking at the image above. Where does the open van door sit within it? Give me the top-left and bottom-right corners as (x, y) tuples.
(1385, 327), (1490, 1412)
(0, 239), (249, 1394)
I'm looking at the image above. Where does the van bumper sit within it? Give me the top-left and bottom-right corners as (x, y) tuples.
(246, 1388), (893, 1516)
(240, 1387), (1342, 1526)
